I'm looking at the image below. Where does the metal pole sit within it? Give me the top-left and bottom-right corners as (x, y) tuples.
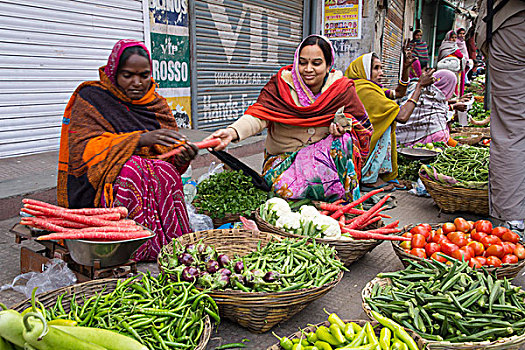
(430, 0), (440, 66)
(189, 0), (198, 129)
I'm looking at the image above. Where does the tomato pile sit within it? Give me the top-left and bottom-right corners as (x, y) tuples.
(399, 218), (525, 268)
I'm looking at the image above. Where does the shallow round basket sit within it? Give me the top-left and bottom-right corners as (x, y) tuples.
(11, 278), (211, 350)
(254, 210), (382, 267)
(419, 173), (488, 215)
(398, 147), (440, 161)
(451, 126), (490, 136)
(157, 229), (343, 333)
(391, 224), (525, 279)
(451, 132), (484, 145)
(362, 277), (525, 350)
(266, 318), (424, 350)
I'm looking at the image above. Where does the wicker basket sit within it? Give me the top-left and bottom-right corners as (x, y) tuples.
(419, 173), (489, 215)
(362, 277), (525, 350)
(157, 229), (343, 333)
(391, 224), (525, 279)
(253, 210), (383, 267)
(266, 319), (425, 350)
(192, 199), (243, 227)
(451, 127), (490, 136)
(11, 279), (211, 350)
(451, 132), (484, 145)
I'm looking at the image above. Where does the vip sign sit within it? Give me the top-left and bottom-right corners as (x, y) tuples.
(150, 32), (190, 89)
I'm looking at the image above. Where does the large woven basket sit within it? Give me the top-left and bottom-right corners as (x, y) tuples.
(267, 318), (424, 350)
(451, 132), (484, 145)
(362, 277), (525, 350)
(419, 173), (489, 215)
(11, 279), (211, 350)
(254, 210), (383, 267)
(391, 224), (525, 279)
(157, 229), (343, 333)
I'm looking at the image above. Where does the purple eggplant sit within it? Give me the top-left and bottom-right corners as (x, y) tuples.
(217, 254), (230, 268)
(185, 244), (197, 255)
(251, 269), (264, 278)
(206, 260), (220, 274)
(196, 243), (206, 255)
(178, 253), (194, 266)
(182, 266), (199, 282)
(233, 261), (244, 274)
(219, 268), (232, 276)
(215, 273), (230, 289)
(263, 271), (280, 283)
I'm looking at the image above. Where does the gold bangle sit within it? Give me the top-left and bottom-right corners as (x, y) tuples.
(407, 98), (418, 105)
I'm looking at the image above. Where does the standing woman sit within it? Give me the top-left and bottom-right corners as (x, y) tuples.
(207, 35), (372, 202)
(409, 29), (430, 69)
(437, 30), (465, 94)
(57, 39), (198, 261)
(345, 50), (435, 191)
(456, 28), (470, 95)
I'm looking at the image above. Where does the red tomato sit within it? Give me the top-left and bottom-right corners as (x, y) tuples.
(411, 234), (427, 249)
(435, 228), (443, 236)
(451, 234), (469, 247)
(514, 244), (525, 260)
(441, 242), (460, 257)
(486, 244), (505, 259)
(502, 242), (516, 255)
(411, 225), (431, 240)
(404, 249), (411, 254)
(411, 248), (427, 259)
(467, 221), (475, 231)
(452, 248), (472, 262)
(471, 229), (488, 242)
(431, 252), (448, 263)
(469, 257), (483, 269)
(476, 256), (487, 265)
(502, 254), (519, 264)
(454, 218), (470, 233)
(425, 243), (441, 257)
(399, 241), (411, 250)
(467, 241), (485, 256)
(480, 235), (502, 249)
(474, 220), (493, 234)
(432, 233), (446, 244)
(442, 222), (457, 235)
(440, 237), (453, 245)
(447, 232), (460, 242)
(462, 245), (475, 258)
(492, 226), (509, 238)
(402, 232), (413, 240)
(486, 256), (502, 267)
(419, 223), (432, 232)
(502, 230), (520, 244)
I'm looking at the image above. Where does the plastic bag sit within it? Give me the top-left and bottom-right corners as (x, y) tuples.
(408, 178), (430, 197)
(186, 204), (214, 232)
(197, 162), (224, 184)
(0, 259), (77, 298)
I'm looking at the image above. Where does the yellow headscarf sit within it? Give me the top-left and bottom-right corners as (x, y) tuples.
(345, 53), (399, 181)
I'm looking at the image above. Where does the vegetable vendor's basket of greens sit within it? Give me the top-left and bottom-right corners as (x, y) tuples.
(193, 170), (268, 227)
(362, 259), (525, 350)
(157, 229), (344, 333)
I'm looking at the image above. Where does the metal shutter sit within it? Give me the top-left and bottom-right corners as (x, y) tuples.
(0, 0), (145, 158)
(380, 0), (405, 88)
(193, 0), (305, 129)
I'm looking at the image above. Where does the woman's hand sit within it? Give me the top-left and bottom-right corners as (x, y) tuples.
(453, 103), (467, 112)
(402, 40), (416, 70)
(418, 68), (436, 88)
(139, 129), (186, 148)
(173, 143), (199, 167)
(329, 122), (345, 137)
(204, 128), (237, 151)
(459, 93), (472, 102)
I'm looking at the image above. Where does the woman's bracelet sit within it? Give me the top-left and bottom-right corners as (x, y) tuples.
(399, 77), (410, 86)
(407, 98), (418, 105)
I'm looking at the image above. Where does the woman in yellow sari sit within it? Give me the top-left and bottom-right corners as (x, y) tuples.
(345, 51), (434, 191)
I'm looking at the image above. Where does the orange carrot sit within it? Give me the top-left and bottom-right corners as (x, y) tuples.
(319, 203), (343, 213)
(346, 207), (391, 219)
(37, 231), (152, 241)
(346, 195), (390, 230)
(24, 204), (120, 227)
(333, 199), (345, 205)
(341, 228), (408, 241)
(22, 217), (66, 232)
(358, 216), (381, 229)
(383, 220), (400, 229)
(342, 187), (385, 212)
(330, 209), (345, 219)
(157, 138), (221, 160)
(22, 199), (63, 211)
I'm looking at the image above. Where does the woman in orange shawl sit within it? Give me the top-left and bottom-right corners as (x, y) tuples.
(206, 35), (372, 202)
(57, 39), (198, 261)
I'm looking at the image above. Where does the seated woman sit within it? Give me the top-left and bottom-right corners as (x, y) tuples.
(396, 69), (468, 146)
(57, 39), (198, 261)
(345, 50), (434, 191)
(207, 35), (372, 202)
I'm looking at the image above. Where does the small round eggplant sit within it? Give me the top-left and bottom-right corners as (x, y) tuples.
(185, 244), (197, 254)
(233, 261), (244, 274)
(206, 260), (220, 274)
(217, 254), (230, 268)
(182, 266), (199, 282)
(196, 243), (206, 255)
(178, 253), (195, 266)
(219, 268), (232, 276)
(216, 273), (230, 289)
(263, 271), (280, 282)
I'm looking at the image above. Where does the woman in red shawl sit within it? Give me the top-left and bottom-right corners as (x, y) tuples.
(57, 39), (198, 261)
(206, 35), (372, 202)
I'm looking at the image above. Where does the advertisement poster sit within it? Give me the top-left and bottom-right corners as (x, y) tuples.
(323, 0), (362, 40)
(149, 0), (191, 128)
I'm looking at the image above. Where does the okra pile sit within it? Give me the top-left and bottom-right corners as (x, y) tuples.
(41, 272), (219, 350)
(159, 238), (345, 293)
(366, 258), (525, 343)
(194, 170), (268, 219)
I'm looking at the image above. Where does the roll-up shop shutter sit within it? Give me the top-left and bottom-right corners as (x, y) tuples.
(380, 0), (405, 88)
(194, 0), (305, 129)
(0, 0), (145, 158)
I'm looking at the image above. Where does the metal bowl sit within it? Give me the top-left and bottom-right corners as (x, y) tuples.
(64, 230), (155, 267)
(397, 147), (440, 161)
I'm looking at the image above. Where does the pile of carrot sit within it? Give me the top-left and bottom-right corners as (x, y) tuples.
(20, 199), (152, 241)
(319, 188), (408, 242)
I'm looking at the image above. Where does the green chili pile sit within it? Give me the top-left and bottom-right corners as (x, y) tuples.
(193, 170), (268, 219)
(366, 258), (525, 343)
(40, 272), (219, 350)
(430, 145), (489, 182)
